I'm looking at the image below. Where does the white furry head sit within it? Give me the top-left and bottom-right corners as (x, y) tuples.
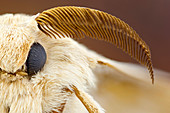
(0, 14), (98, 113)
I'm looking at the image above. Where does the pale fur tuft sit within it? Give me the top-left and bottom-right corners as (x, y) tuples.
(0, 14), (101, 113)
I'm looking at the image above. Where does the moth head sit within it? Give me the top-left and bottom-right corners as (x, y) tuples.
(0, 15), (47, 80)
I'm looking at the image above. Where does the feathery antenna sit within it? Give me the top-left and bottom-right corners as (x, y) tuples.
(35, 6), (154, 83)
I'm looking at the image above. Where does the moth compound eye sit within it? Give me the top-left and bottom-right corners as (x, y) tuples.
(26, 42), (47, 75)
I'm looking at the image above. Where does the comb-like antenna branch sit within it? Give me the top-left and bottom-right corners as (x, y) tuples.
(35, 6), (154, 83)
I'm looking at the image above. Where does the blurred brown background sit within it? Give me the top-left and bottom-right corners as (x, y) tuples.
(0, 0), (169, 73)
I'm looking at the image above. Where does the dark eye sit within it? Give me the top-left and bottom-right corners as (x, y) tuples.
(26, 42), (47, 75)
